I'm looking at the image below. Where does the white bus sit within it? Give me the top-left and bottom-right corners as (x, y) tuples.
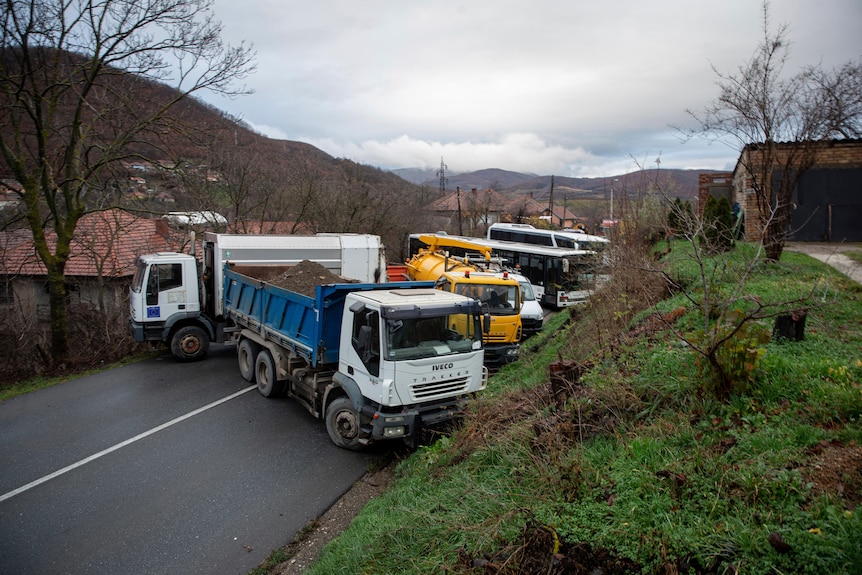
(487, 222), (610, 252)
(407, 233), (603, 308)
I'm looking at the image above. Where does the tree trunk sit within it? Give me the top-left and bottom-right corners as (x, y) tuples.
(772, 310), (807, 342)
(761, 210), (785, 262)
(764, 238), (784, 262)
(707, 352), (732, 401)
(46, 267), (69, 365)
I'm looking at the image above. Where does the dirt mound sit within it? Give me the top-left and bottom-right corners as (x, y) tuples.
(457, 523), (641, 574)
(801, 440), (862, 508)
(267, 260), (356, 297)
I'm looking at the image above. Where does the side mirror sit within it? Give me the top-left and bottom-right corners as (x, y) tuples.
(483, 313), (491, 334)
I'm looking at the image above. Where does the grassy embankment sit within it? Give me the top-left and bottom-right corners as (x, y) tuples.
(306, 242), (861, 574)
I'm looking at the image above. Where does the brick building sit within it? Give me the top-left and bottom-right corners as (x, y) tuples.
(699, 139), (862, 242)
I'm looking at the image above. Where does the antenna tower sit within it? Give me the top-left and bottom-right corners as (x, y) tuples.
(437, 157), (448, 193)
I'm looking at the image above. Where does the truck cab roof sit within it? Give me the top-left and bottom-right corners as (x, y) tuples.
(354, 287), (471, 306)
(351, 287), (482, 318)
(441, 269), (519, 285)
(138, 252), (196, 261)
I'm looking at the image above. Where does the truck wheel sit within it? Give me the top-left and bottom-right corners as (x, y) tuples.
(325, 397), (365, 451)
(170, 326), (209, 361)
(255, 350), (282, 397)
(237, 339), (258, 382)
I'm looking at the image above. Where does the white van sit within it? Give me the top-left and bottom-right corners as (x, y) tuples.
(510, 273), (543, 337)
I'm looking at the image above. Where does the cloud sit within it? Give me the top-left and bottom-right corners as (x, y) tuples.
(208, 0), (862, 178)
(297, 132), (730, 178)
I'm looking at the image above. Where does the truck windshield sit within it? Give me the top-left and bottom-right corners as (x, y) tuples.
(385, 313), (481, 360)
(455, 283), (520, 315)
(518, 281), (536, 301)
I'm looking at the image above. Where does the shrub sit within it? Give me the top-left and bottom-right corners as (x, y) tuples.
(700, 195), (735, 253)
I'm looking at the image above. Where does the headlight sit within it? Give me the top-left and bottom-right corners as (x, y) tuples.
(383, 426), (406, 437)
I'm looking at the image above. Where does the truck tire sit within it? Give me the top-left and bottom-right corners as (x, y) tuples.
(255, 350), (282, 397)
(325, 397), (366, 451)
(237, 339), (258, 382)
(170, 325), (210, 361)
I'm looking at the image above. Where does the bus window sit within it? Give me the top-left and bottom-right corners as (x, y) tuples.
(554, 235), (577, 249)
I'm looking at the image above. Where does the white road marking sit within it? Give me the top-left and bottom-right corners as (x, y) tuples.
(0, 385), (257, 504)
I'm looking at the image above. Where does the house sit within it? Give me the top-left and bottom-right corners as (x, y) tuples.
(0, 210), (177, 321)
(0, 179), (23, 211)
(427, 187), (509, 235)
(541, 205), (579, 229)
(501, 194), (546, 224)
(700, 139), (862, 242)
(122, 160), (155, 172)
(499, 193), (589, 231)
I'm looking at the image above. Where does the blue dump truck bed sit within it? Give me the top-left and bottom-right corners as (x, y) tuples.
(222, 266), (431, 367)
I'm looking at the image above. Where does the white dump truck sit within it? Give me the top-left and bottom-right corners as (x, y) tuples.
(130, 233), (489, 449)
(129, 232), (387, 361)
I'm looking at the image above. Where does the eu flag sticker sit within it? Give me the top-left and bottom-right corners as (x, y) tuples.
(146, 306), (161, 318)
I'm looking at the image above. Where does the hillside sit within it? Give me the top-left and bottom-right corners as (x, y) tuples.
(2, 49), (720, 240)
(392, 166), (721, 202)
(287, 242), (862, 575)
(0, 51), (447, 264)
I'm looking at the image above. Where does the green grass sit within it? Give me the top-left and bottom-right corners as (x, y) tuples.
(303, 243), (862, 575)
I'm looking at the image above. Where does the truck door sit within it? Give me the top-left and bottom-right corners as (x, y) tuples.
(349, 309), (381, 377)
(143, 262), (190, 322)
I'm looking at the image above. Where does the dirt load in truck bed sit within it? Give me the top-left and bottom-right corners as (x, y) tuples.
(267, 259), (358, 297)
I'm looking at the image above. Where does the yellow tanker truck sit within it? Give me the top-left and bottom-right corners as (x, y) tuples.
(404, 235), (522, 366)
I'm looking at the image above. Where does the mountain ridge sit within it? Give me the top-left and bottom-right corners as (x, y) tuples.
(390, 166), (724, 201)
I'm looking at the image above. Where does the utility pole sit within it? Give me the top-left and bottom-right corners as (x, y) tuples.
(456, 186), (463, 235)
(548, 175), (554, 225)
(439, 158), (460, 234)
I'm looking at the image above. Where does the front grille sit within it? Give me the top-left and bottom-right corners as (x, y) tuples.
(484, 333), (509, 343)
(411, 376), (470, 401)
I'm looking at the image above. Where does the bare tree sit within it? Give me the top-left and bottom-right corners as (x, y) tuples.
(0, 0), (255, 363)
(684, 1), (862, 261)
(656, 196), (835, 400)
(311, 161), (400, 235)
(281, 160), (327, 233)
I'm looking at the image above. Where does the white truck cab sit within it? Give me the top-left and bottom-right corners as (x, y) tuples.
(509, 272), (544, 337)
(129, 253), (210, 358)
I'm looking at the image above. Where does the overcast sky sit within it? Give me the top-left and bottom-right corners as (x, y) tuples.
(202, 0), (861, 178)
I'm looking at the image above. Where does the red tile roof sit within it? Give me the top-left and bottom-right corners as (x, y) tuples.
(504, 195), (546, 216)
(0, 210), (175, 278)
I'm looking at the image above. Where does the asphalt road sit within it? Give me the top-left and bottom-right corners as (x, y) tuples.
(0, 345), (380, 574)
